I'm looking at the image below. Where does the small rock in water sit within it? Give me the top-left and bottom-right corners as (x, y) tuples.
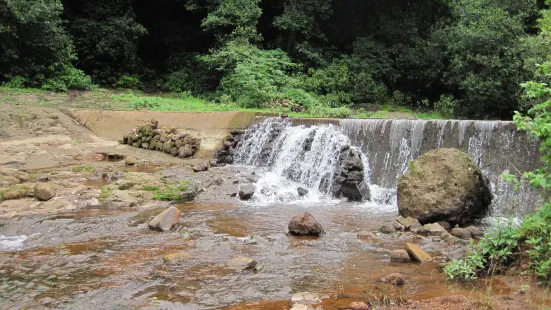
(465, 226), (484, 239)
(297, 187), (309, 197)
(34, 183), (56, 201)
(381, 273), (406, 286)
(192, 164), (209, 172)
(291, 291), (321, 305)
(41, 297), (55, 305)
(391, 249), (411, 263)
(396, 216), (422, 230)
(379, 222), (397, 234)
(340, 181), (370, 201)
(239, 184), (255, 200)
(228, 256), (257, 270)
(405, 243), (432, 262)
(288, 212), (324, 236)
(451, 228), (472, 240)
(348, 302), (370, 310)
(163, 252), (191, 264)
(357, 231), (377, 240)
(125, 156), (137, 166)
(148, 206), (181, 231)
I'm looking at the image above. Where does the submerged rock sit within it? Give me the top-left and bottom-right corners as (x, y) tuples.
(381, 273), (406, 286)
(397, 148), (492, 225)
(148, 206), (181, 231)
(348, 302), (370, 310)
(34, 183), (56, 201)
(291, 292), (321, 305)
(288, 212), (324, 236)
(192, 163), (209, 172)
(163, 252), (191, 264)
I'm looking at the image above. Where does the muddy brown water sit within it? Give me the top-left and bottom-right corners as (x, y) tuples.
(0, 202), (542, 309)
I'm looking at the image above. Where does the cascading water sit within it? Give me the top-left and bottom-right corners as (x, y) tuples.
(233, 119), (384, 207)
(235, 117), (542, 217)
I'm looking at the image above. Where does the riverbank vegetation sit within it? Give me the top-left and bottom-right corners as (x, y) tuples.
(444, 6), (551, 282)
(1, 0), (550, 119)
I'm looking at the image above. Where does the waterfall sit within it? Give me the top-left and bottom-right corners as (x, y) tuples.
(339, 119), (541, 216)
(234, 117), (542, 216)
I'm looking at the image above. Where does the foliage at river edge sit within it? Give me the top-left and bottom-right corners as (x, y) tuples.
(444, 5), (551, 281)
(1, 0), (551, 119)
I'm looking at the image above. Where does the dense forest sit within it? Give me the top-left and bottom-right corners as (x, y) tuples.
(1, 0), (550, 119)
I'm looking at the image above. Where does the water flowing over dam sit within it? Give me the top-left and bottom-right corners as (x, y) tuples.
(235, 117), (542, 216)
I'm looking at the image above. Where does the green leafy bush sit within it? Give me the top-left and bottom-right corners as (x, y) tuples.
(434, 95), (456, 118)
(444, 220), (521, 281)
(41, 65), (94, 92)
(2, 76), (27, 88)
(115, 74), (142, 89)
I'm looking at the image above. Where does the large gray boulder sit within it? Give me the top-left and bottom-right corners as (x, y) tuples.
(397, 148), (492, 225)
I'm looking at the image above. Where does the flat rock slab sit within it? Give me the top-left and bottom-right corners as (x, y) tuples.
(228, 256), (257, 270)
(148, 206), (181, 231)
(405, 243), (432, 262)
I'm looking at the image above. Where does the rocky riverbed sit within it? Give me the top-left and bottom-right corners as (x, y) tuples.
(0, 104), (549, 309)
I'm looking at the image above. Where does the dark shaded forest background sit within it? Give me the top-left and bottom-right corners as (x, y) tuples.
(1, 0), (550, 119)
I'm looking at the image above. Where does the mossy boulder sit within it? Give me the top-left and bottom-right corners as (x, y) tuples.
(397, 148), (492, 225)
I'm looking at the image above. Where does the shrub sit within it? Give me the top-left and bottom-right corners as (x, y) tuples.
(2, 76), (27, 88)
(41, 65), (94, 92)
(434, 94), (457, 118)
(115, 74), (142, 89)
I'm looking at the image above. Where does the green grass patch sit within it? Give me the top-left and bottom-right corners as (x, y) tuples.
(99, 187), (113, 202)
(153, 180), (189, 201)
(141, 185), (160, 191)
(71, 165), (95, 174)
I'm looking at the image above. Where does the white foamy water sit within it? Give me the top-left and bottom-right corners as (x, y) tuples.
(234, 119), (396, 208)
(0, 234), (28, 251)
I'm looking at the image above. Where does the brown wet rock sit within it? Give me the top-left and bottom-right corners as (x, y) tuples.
(288, 212), (324, 236)
(34, 183), (56, 201)
(437, 221), (451, 230)
(381, 273), (406, 286)
(393, 221), (405, 231)
(228, 256), (257, 271)
(391, 249), (411, 263)
(1, 188), (28, 200)
(405, 243), (432, 263)
(148, 206), (181, 231)
(450, 228), (472, 240)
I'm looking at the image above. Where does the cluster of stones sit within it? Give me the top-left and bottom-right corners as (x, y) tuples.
(213, 129), (245, 165)
(121, 120), (200, 159)
(1, 183), (56, 202)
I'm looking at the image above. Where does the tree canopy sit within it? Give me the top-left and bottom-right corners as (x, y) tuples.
(1, 0), (550, 119)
